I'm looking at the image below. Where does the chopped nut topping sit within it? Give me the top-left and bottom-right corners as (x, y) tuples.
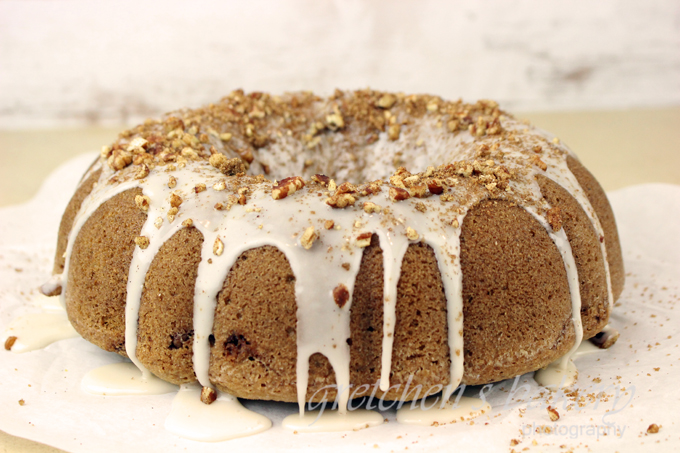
(134, 236), (150, 249)
(201, 386), (217, 405)
(376, 94), (397, 109)
(389, 187), (410, 202)
(213, 180), (227, 191)
(238, 187), (249, 205)
(335, 182), (357, 195)
(300, 226), (318, 250)
(333, 284), (350, 308)
(406, 227), (419, 241)
(311, 174), (330, 186)
(356, 232), (372, 248)
(170, 193), (183, 208)
(590, 328), (620, 349)
(547, 406), (559, 422)
(182, 218), (194, 227)
(647, 424), (660, 434)
(408, 184), (428, 198)
(547, 206), (562, 232)
(154, 217), (163, 229)
(135, 195), (151, 212)
(168, 176), (177, 189)
(135, 164), (150, 179)
(4, 336), (17, 351)
(167, 207), (179, 223)
(328, 179), (337, 192)
(325, 106), (345, 131)
(272, 176), (305, 200)
(194, 183), (207, 193)
(388, 123), (401, 141)
(363, 201), (382, 214)
(209, 154), (246, 175)
(451, 218), (460, 228)
(324, 220), (335, 230)
(213, 237), (224, 256)
(326, 193), (356, 208)
(531, 155), (548, 171)
(427, 179), (445, 195)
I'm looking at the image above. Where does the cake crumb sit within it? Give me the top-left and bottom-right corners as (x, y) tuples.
(333, 284), (350, 308)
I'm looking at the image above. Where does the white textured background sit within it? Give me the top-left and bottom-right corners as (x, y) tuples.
(1, 0), (679, 128)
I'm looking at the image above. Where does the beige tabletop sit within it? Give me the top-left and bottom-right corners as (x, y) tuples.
(0, 107), (679, 452)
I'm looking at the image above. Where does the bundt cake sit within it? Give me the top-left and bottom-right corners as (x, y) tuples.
(43, 90), (624, 412)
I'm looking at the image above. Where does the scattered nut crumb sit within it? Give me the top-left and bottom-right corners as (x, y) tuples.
(201, 386), (217, 405)
(4, 336), (17, 351)
(547, 406), (560, 422)
(647, 424), (660, 434)
(300, 226), (318, 250)
(213, 237), (224, 256)
(406, 227), (419, 241)
(134, 236), (150, 249)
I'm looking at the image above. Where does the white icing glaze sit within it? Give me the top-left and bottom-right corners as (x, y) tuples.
(534, 359), (578, 389)
(2, 312), (78, 353)
(49, 98), (619, 430)
(165, 383), (271, 441)
(572, 339), (602, 358)
(396, 396), (491, 426)
(282, 408), (384, 433)
(81, 362), (177, 395)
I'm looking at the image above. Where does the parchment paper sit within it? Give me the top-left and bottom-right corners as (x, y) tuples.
(1, 153), (679, 452)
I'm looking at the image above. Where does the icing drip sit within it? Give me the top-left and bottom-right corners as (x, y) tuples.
(165, 384), (271, 441)
(82, 362), (177, 395)
(2, 312), (78, 353)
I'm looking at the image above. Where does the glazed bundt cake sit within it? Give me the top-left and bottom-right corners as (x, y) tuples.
(44, 90), (624, 410)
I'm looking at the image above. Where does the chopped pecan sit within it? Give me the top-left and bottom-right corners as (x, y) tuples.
(272, 176), (305, 200)
(209, 154), (246, 175)
(169, 193), (183, 208)
(201, 386), (217, 405)
(311, 174), (330, 186)
(134, 236), (150, 249)
(326, 193), (356, 208)
(4, 336), (17, 351)
(213, 237), (224, 256)
(135, 195), (151, 212)
(389, 187), (410, 202)
(300, 226), (318, 250)
(406, 227), (419, 241)
(356, 232), (372, 248)
(363, 201), (382, 214)
(335, 182), (357, 195)
(427, 179), (445, 195)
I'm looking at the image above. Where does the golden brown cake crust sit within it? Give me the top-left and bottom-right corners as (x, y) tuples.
(460, 199), (575, 385)
(65, 188), (146, 354)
